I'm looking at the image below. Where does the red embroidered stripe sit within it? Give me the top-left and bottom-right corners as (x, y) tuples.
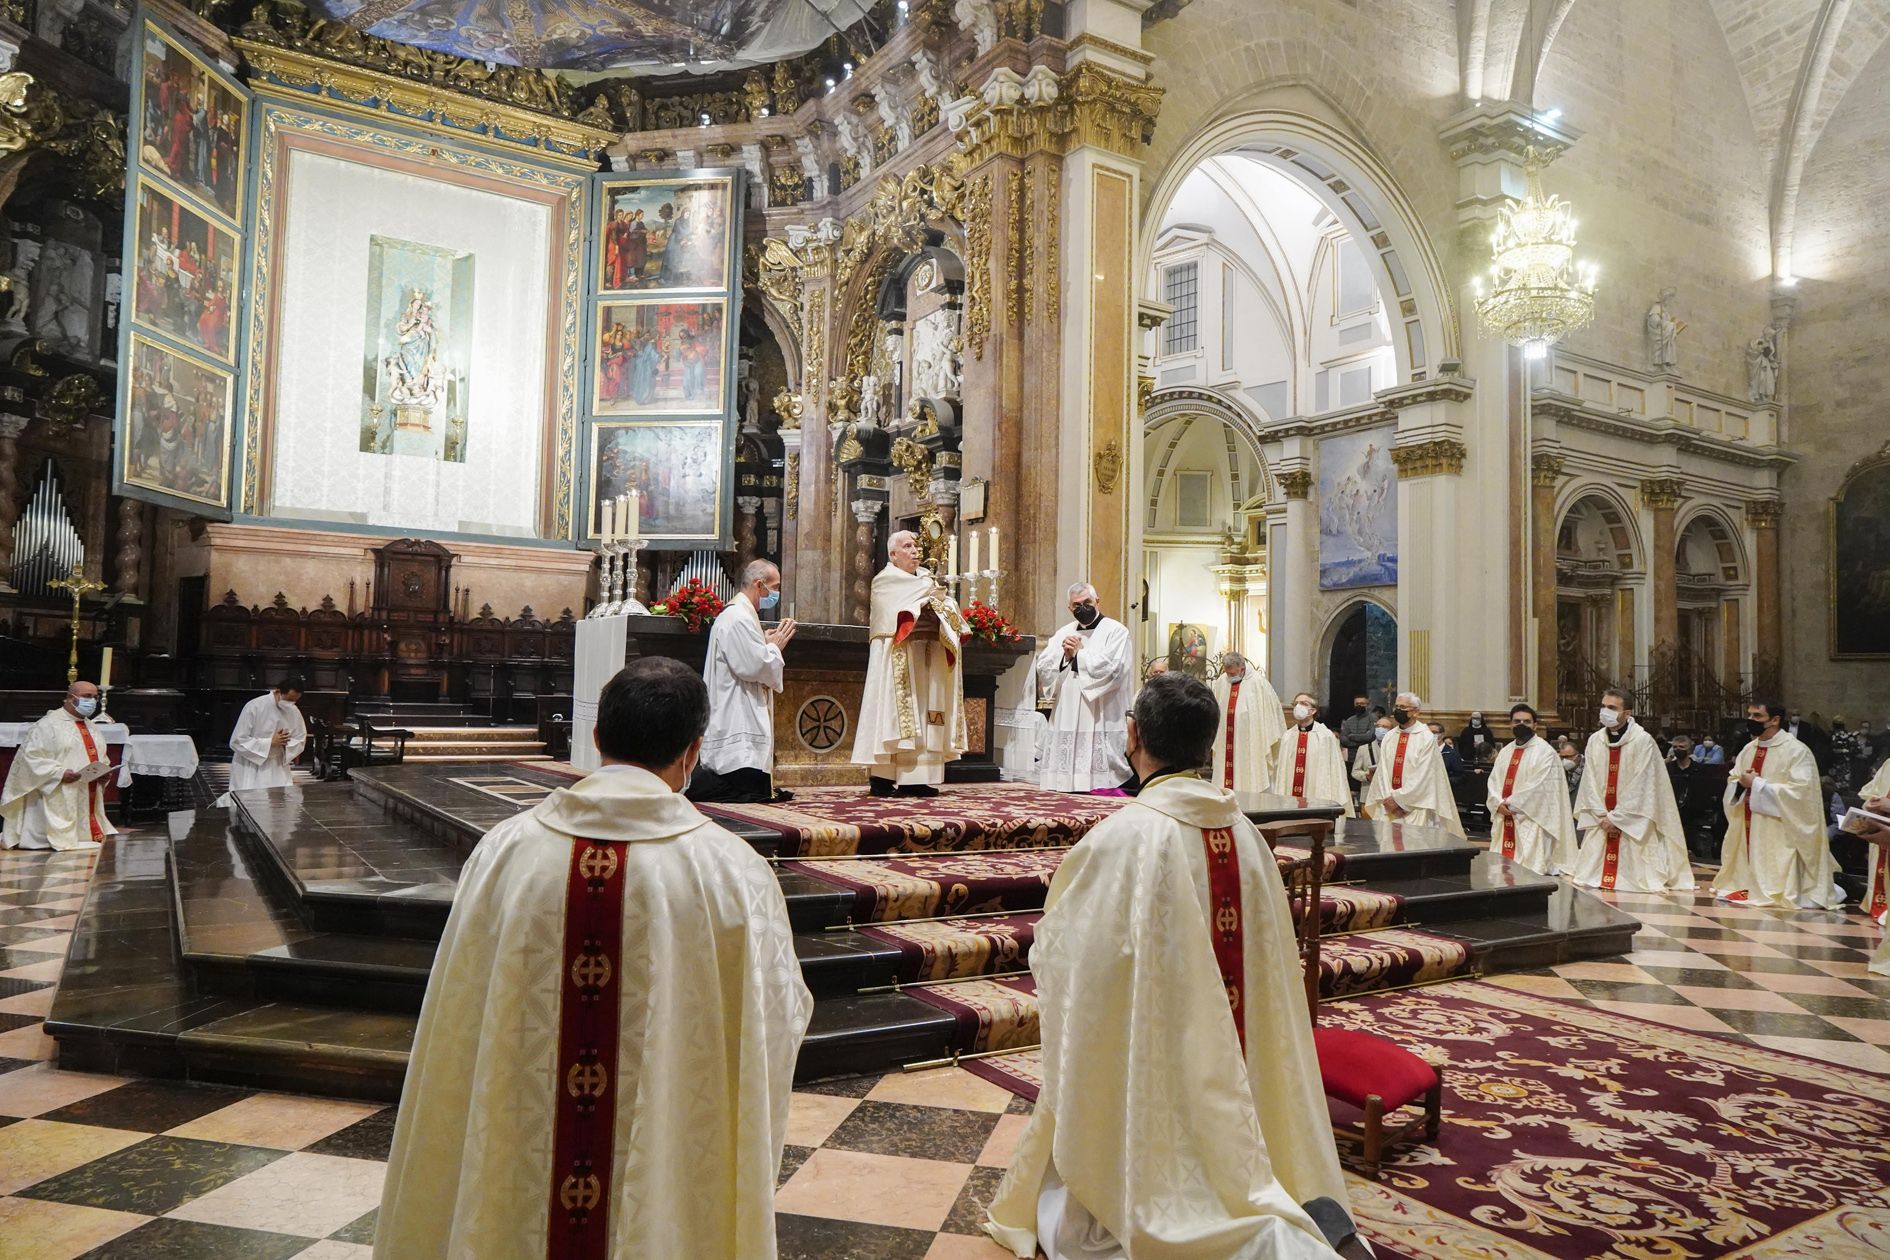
(1200, 826), (1246, 1053)
(1871, 848), (1888, 920)
(548, 840), (629, 1260)
(73, 721), (105, 841)
(1497, 747), (1524, 860)
(1599, 744), (1625, 890)
(1222, 682), (1241, 790)
(1391, 731), (1409, 791)
(1290, 730), (1309, 798)
(1745, 745), (1769, 848)
(1601, 832), (1621, 890)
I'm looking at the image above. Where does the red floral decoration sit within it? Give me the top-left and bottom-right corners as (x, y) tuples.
(659, 578), (726, 633)
(963, 600), (1021, 645)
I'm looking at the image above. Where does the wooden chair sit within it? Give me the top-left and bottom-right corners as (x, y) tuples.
(336, 716), (411, 773)
(1255, 817), (1331, 1022)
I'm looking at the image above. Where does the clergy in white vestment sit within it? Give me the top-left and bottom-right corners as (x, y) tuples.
(986, 673), (1350, 1260)
(1, 681), (117, 852)
(1858, 814), (1890, 976)
(1711, 702), (1842, 909)
(1210, 652), (1285, 796)
(1487, 703), (1578, 875)
(376, 658), (811, 1260)
(1272, 693), (1355, 816)
(688, 560), (797, 804)
(1034, 583), (1136, 793)
(851, 530), (968, 797)
(1361, 693), (1465, 839)
(1568, 688), (1695, 893)
(1859, 760), (1890, 925)
(215, 678), (306, 807)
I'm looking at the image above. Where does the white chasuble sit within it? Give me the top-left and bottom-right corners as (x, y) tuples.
(1862, 761), (1890, 924)
(850, 565), (968, 785)
(1569, 721), (1695, 893)
(1271, 724), (1356, 817)
(1, 708), (117, 851)
(1487, 738), (1578, 875)
(1712, 733), (1841, 909)
(1361, 724), (1464, 839)
(220, 692), (307, 804)
(1211, 672), (1285, 796)
(985, 775), (1345, 1260)
(375, 766), (811, 1260)
(700, 593), (785, 775)
(1033, 617), (1135, 793)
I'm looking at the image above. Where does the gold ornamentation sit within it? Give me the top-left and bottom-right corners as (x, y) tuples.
(1006, 166), (1025, 327)
(1639, 477), (1686, 511)
(753, 237), (808, 343)
(1744, 497), (1783, 529)
(891, 435), (934, 498)
(1044, 163), (1061, 321)
(768, 165), (804, 208)
(1094, 440), (1122, 494)
(44, 374), (101, 433)
(955, 62), (1164, 165)
(964, 172), (993, 358)
(772, 388), (805, 431)
(911, 93), (940, 137)
(839, 153), (862, 190)
(1390, 439), (1468, 478)
(1136, 373), (1154, 414)
(838, 428), (865, 464)
(0, 72), (62, 156)
(785, 450), (800, 517)
(1279, 470), (1313, 500)
(1530, 452), (1565, 487)
(828, 376), (859, 426)
(805, 288), (827, 388)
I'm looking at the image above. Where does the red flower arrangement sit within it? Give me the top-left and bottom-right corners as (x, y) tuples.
(651, 578), (725, 633)
(963, 600), (1021, 645)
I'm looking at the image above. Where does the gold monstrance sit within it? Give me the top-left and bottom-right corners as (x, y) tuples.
(48, 561), (106, 684)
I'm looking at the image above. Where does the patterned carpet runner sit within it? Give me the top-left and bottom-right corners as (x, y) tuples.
(702, 784), (1127, 857)
(1321, 886), (1405, 933)
(1319, 927), (1472, 998)
(857, 913), (1037, 982)
(782, 849), (1065, 923)
(905, 975), (1039, 1054)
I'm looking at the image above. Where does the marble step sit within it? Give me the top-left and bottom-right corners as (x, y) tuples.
(401, 727), (543, 741)
(402, 753), (555, 764)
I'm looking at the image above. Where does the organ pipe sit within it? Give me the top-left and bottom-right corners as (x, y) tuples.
(9, 458), (86, 598)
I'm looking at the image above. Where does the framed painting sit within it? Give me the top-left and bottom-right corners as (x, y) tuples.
(130, 176), (240, 363)
(594, 175), (734, 293)
(1830, 458), (1890, 658)
(592, 298), (727, 416)
(137, 20), (246, 222)
(1167, 623), (1211, 678)
(589, 421), (725, 542)
(122, 332), (234, 509)
(1317, 425), (1398, 590)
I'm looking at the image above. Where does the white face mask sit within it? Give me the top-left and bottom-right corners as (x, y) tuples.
(1599, 706), (1622, 729)
(1374, 726), (1391, 742)
(1292, 702), (1314, 722)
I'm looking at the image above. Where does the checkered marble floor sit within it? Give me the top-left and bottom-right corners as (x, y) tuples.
(3, 840), (1887, 1259)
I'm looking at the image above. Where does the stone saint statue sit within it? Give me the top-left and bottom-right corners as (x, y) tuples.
(857, 372), (881, 427)
(1646, 287), (1683, 372)
(1746, 323), (1780, 403)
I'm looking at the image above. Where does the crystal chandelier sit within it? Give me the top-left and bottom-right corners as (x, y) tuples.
(1473, 148), (1598, 360)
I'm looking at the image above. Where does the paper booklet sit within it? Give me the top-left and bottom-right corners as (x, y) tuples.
(1839, 807), (1890, 838)
(76, 759), (115, 784)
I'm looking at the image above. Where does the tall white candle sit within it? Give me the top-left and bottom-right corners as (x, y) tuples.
(946, 534), (958, 579)
(967, 528), (979, 580)
(600, 497), (615, 540)
(988, 525), (999, 573)
(627, 490), (641, 543)
(99, 645), (112, 687)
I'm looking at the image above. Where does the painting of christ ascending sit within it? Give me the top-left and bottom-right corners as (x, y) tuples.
(592, 299), (726, 416)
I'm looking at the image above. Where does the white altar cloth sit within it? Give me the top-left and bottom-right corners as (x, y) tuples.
(0, 724), (199, 787)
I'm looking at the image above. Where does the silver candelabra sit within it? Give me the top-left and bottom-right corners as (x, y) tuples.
(588, 538), (649, 618)
(952, 568), (1005, 610)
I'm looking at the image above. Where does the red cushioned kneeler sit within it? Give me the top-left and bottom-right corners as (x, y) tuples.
(1312, 1025), (1443, 1178)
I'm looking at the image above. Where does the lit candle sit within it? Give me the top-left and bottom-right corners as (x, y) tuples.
(946, 534), (958, 579)
(99, 645), (112, 687)
(626, 490), (641, 544)
(967, 528), (979, 580)
(600, 497), (615, 540)
(988, 525), (999, 573)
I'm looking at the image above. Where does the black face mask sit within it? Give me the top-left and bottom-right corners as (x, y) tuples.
(1072, 604), (1099, 629)
(1514, 725), (1535, 744)
(1747, 718), (1769, 739)
(1392, 707), (1411, 725)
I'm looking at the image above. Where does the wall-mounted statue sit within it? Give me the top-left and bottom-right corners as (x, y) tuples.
(911, 307), (960, 400)
(1646, 287), (1683, 373)
(1746, 322), (1780, 403)
(858, 372), (882, 428)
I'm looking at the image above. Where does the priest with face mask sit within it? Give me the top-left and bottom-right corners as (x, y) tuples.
(1209, 652), (1285, 796)
(1035, 583), (1136, 793)
(1569, 688), (1695, 892)
(1487, 703), (1577, 875)
(851, 530), (968, 797)
(1273, 693), (1354, 816)
(689, 560), (797, 805)
(1, 681), (118, 851)
(1711, 700), (1842, 909)
(216, 677), (306, 806)
(1361, 692), (1464, 838)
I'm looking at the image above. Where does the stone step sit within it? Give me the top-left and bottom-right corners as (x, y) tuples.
(401, 727), (543, 741)
(403, 753), (554, 764)
(400, 742), (549, 758)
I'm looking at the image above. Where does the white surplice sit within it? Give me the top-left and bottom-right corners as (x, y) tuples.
(1211, 672), (1285, 796)
(1271, 723), (1356, 817)
(1568, 720), (1695, 893)
(1712, 732), (1842, 909)
(0, 707), (117, 851)
(985, 775), (1344, 1260)
(850, 565), (968, 785)
(219, 692), (306, 806)
(1361, 724), (1465, 838)
(1034, 616), (1134, 793)
(1487, 737), (1579, 875)
(1861, 761), (1890, 925)
(376, 765), (811, 1260)
(700, 593), (785, 775)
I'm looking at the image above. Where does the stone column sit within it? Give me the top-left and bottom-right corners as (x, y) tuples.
(1642, 476), (1685, 655)
(114, 496), (144, 601)
(1391, 435), (1469, 704)
(1531, 453), (1564, 708)
(0, 413), (25, 592)
(1745, 497), (1782, 692)
(849, 498), (884, 625)
(1277, 468), (1315, 688)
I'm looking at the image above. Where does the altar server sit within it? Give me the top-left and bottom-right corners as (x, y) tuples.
(1, 681), (117, 851)
(1860, 760), (1890, 925)
(1274, 692), (1354, 816)
(689, 560), (796, 804)
(1569, 688), (1696, 893)
(218, 677), (305, 806)
(1711, 701), (1842, 909)
(1362, 693), (1465, 838)
(985, 672), (1348, 1260)
(1210, 651), (1285, 795)
(377, 658), (811, 1260)
(1035, 583), (1136, 793)
(851, 530), (967, 797)
(1488, 703), (1578, 875)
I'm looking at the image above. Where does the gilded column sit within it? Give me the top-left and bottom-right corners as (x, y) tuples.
(1642, 477), (1685, 656)
(1531, 453), (1564, 707)
(1745, 497), (1782, 692)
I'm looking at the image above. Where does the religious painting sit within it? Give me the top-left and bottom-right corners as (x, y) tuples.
(1167, 623), (1211, 679)
(592, 299), (727, 415)
(590, 421), (723, 541)
(122, 333), (232, 508)
(137, 22), (245, 222)
(1830, 461), (1890, 658)
(1317, 426), (1398, 589)
(131, 178), (240, 363)
(594, 176), (733, 293)
(360, 235), (476, 463)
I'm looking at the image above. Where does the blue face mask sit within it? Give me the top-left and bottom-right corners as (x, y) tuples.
(758, 588), (781, 610)
(74, 697), (98, 717)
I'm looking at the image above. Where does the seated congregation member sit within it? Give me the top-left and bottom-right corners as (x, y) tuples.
(1362, 693), (1465, 838)
(985, 672), (1351, 1260)
(377, 658), (811, 1260)
(1568, 688), (1695, 893)
(688, 559), (796, 804)
(0, 681), (116, 851)
(1711, 700), (1842, 909)
(1210, 651), (1285, 795)
(217, 677), (305, 806)
(1274, 692), (1355, 816)
(1487, 704), (1578, 875)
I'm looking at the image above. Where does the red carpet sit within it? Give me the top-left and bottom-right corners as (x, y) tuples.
(1319, 928), (1471, 996)
(857, 913), (1036, 982)
(700, 784), (1127, 857)
(905, 974), (1039, 1054)
(1321, 886), (1405, 932)
(781, 849), (1064, 922)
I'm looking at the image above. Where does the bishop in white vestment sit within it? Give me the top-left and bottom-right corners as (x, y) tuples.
(1569, 692), (1695, 893)
(1035, 584), (1135, 793)
(986, 674), (1347, 1260)
(1859, 760), (1890, 925)
(377, 659), (810, 1260)
(1, 683), (117, 852)
(851, 531), (968, 793)
(1210, 652), (1285, 796)
(1272, 694), (1355, 816)
(217, 680), (306, 806)
(1362, 694), (1465, 838)
(1487, 704), (1578, 875)
(691, 561), (796, 804)
(1711, 707), (1842, 909)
